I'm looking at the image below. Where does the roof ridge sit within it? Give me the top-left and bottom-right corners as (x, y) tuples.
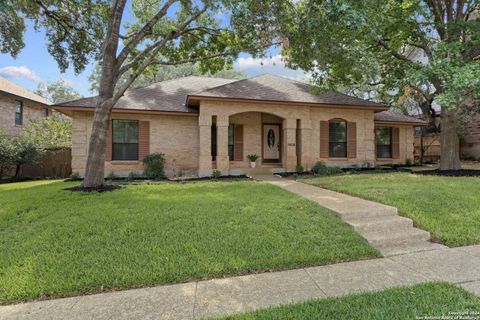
(130, 75), (236, 91)
(0, 76), (51, 105)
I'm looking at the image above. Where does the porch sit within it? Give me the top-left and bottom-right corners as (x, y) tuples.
(197, 106), (313, 177)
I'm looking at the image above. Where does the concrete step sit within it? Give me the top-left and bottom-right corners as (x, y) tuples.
(347, 215), (413, 233)
(378, 241), (447, 257)
(363, 227), (431, 246)
(337, 205), (398, 220)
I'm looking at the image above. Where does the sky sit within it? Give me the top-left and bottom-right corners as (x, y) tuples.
(0, 8), (308, 98)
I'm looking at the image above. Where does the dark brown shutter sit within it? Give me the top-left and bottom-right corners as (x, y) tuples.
(139, 121), (150, 161)
(347, 122), (357, 158)
(320, 121), (329, 158)
(392, 127), (400, 159)
(233, 125), (243, 161)
(105, 120), (113, 161)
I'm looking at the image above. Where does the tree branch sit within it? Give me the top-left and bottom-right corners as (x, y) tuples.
(375, 38), (412, 62)
(115, 0), (177, 67)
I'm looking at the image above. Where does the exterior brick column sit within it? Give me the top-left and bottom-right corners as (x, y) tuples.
(198, 115), (212, 177)
(300, 119), (312, 170)
(216, 117), (230, 175)
(283, 118), (297, 172)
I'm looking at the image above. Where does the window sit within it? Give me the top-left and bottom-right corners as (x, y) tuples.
(329, 120), (347, 157)
(15, 100), (23, 125)
(112, 120), (139, 160)
(211, 124), (234, 161)
(376, 127), (392, 158)
(44, 107), (49, 117)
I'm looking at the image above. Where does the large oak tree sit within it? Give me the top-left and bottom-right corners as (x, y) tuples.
(280, 0), (480, 169)
(1, 0), (284, 187)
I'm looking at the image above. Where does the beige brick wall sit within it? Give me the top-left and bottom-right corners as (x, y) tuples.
(0, 94), (47, 137)
(71, 101), (415, 177)
(72, 111), (199, 177)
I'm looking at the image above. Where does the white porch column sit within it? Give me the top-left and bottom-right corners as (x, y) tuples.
(216, 116), (230, 175)
(283, 118), (297, 171)
(300, 118), (312, 170)
(198, 114), (212, 177)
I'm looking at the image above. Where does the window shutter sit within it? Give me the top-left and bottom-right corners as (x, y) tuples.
(320, 121), (329, 158)
(233, 125), (243, 161)
(139, 121), (150, 161)
(347, 122), (357, 158)
(392, 127), (400, 159)
(105, 120), (112, 161)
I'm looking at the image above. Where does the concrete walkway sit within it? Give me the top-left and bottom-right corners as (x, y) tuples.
(255, 175), (447, 256)
(1, 245), (480, 320)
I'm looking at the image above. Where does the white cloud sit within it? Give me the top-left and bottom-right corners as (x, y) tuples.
(234, 54), (309, 82)
(0, 65), (41, 83)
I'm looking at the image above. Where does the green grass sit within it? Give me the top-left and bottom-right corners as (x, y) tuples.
(301, 173), (480, 247)
(0, 180), (379, 304)
(215, 282), (480, 320)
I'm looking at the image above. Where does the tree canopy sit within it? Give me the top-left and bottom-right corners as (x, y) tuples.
(35, 79), (83, 104)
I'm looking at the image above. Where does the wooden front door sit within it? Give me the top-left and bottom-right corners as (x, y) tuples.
(263, 124), (280, 161)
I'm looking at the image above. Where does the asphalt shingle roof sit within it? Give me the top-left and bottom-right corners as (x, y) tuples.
(56, 76), (237, 113)
(374, 111), (427, 125)
(0, 76), (51, 105)
(189, 74), (387, 108)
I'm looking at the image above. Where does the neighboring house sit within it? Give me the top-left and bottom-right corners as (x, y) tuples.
(0, 76), (51, 136)
(54, 74), (425, 177)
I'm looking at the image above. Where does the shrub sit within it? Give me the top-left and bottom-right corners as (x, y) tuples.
(211, 169), (221, 179)
(0, 129), (14, 178)
(311, 161), (342, 176)
(295, 165), (304, 174)
(107, 171), (118, 181)
(247, 154), (259, 162)
(68, 172), (81, 181)
(127, 171), (144, 181)
(11, 135), (43, 177)
(143, 153), (165, 179)
(405, 158), (413, 166)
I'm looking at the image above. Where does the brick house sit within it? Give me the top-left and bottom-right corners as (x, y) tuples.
(54, 74), (425, 177)
(0, 76), (51, 137)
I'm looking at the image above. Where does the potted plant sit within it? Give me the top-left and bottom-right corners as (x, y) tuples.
(247, 154), (259, 168)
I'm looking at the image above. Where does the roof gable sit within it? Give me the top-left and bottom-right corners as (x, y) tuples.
(187, 74), (387, 109)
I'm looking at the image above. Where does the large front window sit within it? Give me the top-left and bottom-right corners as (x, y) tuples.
(211, 124), (234, 161)
(112, 120), (139, 160)
(376, 127), (392, 158)
(329, 121), (347, 157)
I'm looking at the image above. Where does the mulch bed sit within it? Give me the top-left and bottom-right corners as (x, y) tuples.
(413, 169), (480, 177)
(65, 185), (122, 193)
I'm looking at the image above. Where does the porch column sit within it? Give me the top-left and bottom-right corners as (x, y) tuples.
(216, 116), (230, 175)
(300, 119), (312, 170)
(283, 118), (297, 171)
(198, 114), (212, 177)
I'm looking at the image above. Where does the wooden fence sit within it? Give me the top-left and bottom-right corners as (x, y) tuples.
(414, 134), (441, 163)
(21, 148), (72, 178)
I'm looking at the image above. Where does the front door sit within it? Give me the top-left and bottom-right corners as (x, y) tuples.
(263, 124), (280, 161)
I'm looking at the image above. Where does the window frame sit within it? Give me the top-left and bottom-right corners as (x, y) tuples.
(15, 100), (23, 125)
(328, 120), (348, 158)
(211, 123), (235, 161)
(375, 126), (393, 159)
(112, 119), (140, 161)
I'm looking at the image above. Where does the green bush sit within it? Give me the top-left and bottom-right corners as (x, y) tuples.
(211, 169), (221, 180)
(295, 165), (304, 174)
(107, 171), (118, 181)
(127, 171), (144, 181)
(247, 154), (259, 162)
(143, 153), (165, 179)
(68, 172), (81, 181)
(311, 161), (343, 176)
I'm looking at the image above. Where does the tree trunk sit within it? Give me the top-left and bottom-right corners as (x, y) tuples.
(81, 0), (126, 188)
(82, 99), (114, 187)
(439, 109), (461, 170)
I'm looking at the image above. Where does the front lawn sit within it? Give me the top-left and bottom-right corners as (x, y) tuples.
(0, 180), (378, 304)
(301, 173), (480, 247)
(216, 282), (480, 320)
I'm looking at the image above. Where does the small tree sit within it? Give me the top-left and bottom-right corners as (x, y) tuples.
(25, 114), (72, 149)
(11, 135), (44, 177)
(0, 129), (14, 178)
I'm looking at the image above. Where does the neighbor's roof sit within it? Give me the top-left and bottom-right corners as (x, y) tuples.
(374, 111), (427, 125)
(0, 76), (51, 105)
(56, 76), (237, 113)
(188, 74), (388, 109)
